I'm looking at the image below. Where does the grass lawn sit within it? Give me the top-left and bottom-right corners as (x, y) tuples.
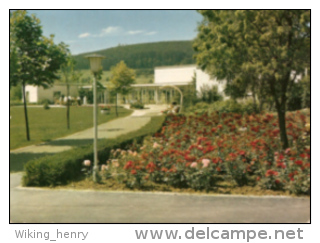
(10, 106), (132, 150)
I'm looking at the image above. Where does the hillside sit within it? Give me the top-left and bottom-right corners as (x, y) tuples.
(73, 40), (196, 71)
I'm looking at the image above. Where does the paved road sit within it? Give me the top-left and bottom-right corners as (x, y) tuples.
(10, 173), (310, 223)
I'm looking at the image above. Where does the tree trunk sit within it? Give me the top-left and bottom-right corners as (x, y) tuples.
(269, 76), (289, 149)
(66, 84), (70, 129)
(115, 93), (118, 117)
(275, 101), (289, 149)
(22, 81), (30, 141)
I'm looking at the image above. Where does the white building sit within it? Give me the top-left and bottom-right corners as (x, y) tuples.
(24, 83), (79, 103)
(155, 64), (226, 96)
(23, 65), (227, 105)
(124, 65), (227, 105)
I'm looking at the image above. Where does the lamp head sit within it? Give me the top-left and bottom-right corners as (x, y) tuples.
(85, 54), (105, 73)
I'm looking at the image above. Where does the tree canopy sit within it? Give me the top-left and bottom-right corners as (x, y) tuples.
(193, 10), (310, 148)
(10, 10), (69, 88)
(110, 61), (136, 95)
(10, 10), (69, 140)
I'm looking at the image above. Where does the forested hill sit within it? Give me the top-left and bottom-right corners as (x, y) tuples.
(73, 40), (195, 70)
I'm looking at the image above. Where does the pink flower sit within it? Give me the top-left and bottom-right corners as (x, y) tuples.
(202, 159), (210, 168)
(285, 148), (291, 155)
(112, 159), (119, 168)
(101, 164), (108, 171)
(190, 162), (198, 168)
(83, 160), (91, 166)
(153, 142), (160, 148)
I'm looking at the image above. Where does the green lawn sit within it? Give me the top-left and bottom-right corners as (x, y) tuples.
(10, 106), (132, 150)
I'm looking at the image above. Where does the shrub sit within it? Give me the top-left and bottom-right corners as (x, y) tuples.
(185, 102), (210, 114)
(211, 99), (243, 113)
(198, 85), (223, 104)
(130, 101), (144, 109)
(43, 100), (50, 110)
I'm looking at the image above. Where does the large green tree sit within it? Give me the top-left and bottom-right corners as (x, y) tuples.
(193, 10), (310, 149)
(10, 10), (68, 140)
(110, 61), (135, 116)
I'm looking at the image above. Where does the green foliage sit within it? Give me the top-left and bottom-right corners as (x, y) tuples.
(73, 41), (195, 70)
(185, 99), (257, 115)
(193, 10), (310, 149)
(130, 101), (144, 109)
(10, 10), (69, 88)
(10, 84), (22, 101)
(22, 116), (166, 187)
(41, 99), (51, 109)
(10, 10), (69, 141)
(301, 74), (310, 109)
(287, 81), (303, 111)
(198, 85), (223, 103)
(110, 61), (136, 94)
(211, 100), (243, 114)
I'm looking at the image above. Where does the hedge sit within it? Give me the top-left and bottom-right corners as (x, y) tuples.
(23, 115), (166, 187)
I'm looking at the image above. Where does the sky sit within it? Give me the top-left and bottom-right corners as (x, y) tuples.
(27, 10), (203, 55)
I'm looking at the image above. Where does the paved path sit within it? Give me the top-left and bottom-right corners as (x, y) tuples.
(10, 105), (167, 172)
(11, 105), (167, 154)
(10, 173), (310, 223)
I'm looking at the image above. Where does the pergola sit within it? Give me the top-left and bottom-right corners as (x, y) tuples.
(128, 82), (190, 105)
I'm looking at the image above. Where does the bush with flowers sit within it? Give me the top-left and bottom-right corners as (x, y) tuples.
(101, 109), (310, 195)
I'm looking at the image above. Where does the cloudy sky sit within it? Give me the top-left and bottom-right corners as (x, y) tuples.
(27, 10), (203, 55)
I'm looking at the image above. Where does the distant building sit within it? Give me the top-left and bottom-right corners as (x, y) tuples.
(23, 65), (227, 105)
(123, 65), (227, 104)
(23, 84), (79, 103)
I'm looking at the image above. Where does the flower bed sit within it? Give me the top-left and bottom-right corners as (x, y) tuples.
(100, 110), (310, 195)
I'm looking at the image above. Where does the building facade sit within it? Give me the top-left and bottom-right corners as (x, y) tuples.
(23, 65), (227, 105)
(119, 65), (227, 105)
(24, 84), (79, 103)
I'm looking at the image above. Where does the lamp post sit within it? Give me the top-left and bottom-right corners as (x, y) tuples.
(85, 54), (105, 182)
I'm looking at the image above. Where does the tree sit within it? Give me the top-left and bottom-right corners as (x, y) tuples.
(60, 54), (82, 129)
(110, 61), (135, 116)
(193, 10), (310, 149)
(10, 10), (68, 140)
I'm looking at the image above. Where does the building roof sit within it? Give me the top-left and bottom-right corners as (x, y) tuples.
(154, 64), (197, 70)
(131, 82), (191, 88)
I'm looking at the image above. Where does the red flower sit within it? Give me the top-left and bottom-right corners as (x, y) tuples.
(146, 162), (156, 173)
(131, 169), (137, 175)
(295, 160), (303, 166)
(265, 169), (278, 177)
(124, 161), (134, 170)
(299, 153), (306, 158)
(239, 150), (246, 156)
(161, 167), (168, 172)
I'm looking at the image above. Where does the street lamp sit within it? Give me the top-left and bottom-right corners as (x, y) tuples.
(85, 54), (105, 182)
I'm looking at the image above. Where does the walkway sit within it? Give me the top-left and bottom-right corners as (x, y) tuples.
(10, 105), (167, 172)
